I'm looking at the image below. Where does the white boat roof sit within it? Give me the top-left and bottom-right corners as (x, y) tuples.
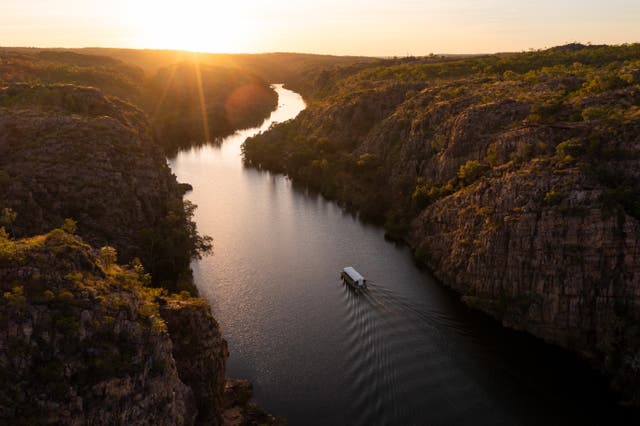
(343, 266), (364, 282)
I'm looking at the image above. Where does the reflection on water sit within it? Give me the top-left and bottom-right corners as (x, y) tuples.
(169, 85), (635, 425)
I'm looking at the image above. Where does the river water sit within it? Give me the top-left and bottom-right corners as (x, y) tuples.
(169, 85), (633, 425)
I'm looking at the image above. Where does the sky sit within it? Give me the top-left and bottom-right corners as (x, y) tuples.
(2, 0), (640, 55)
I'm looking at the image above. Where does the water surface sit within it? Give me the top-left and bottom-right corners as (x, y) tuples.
(169, 85), (633, 426)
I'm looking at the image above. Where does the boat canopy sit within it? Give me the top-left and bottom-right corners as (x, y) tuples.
(343, 267), (365, 283)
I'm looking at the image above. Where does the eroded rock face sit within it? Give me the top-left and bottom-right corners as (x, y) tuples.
(410, 168), (640, 387)
(160, 298), (229, 426)
(0, 231), (199, 425)
(221, 379), (283, 426)
(0, 84), (205, 291)
(0, 84), (176, 260)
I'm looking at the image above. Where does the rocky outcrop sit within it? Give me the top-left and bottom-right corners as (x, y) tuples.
(160, 298), (229, 425)
(0, 230), (203, 424)
(410, 166), (640, 400)
(221, 380), (284, 426)
(0, 53), (279, 423)
(0, 226), (279, 425)
(243, 44), (640, 402)
(0, 84), (210, 291)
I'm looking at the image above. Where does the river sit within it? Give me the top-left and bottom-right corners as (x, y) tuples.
(169, 85), (633, 426)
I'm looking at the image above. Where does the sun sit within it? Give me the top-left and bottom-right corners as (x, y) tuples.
(126, 0), (254, 53)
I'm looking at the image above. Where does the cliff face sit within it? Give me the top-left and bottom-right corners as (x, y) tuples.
(0, 51), (279, 423)
(411, 168), (640, 397)
(243, 44), (640, 402)
(0, 229), (190, 425)
(160, 298), (229, 425)
(0, 229), (236, 425)
(0, 84), (210, 292)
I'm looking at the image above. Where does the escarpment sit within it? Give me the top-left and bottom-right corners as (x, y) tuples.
(0, 84), (210, 292)
(243, 44), (640, 402)
(160, 298), (229, 425)
(0, 229), (229, 425)
(0, 50), (286, 424)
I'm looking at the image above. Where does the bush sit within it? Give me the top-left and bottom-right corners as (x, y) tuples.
(61, 218), (78, 234)
(544, 187), (562, 205)
(485, 143), (499, 167)
(430, 134), (447, 153)
(510, 142), (534, 164)
(556, 138), (586, 158)
(458, 160), (489, 185)
(412, 181), (454, 210)
(3, 286), (26, 308)
(99, 246), (117, 271)
(581, 106), (610, 121)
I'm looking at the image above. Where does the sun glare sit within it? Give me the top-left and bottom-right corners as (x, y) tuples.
(126, 0), (255, 53)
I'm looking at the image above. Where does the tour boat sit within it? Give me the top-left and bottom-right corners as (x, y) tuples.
(341, 266), (367, 290)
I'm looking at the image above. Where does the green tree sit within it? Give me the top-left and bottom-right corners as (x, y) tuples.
(458, 160), (489, 185)
(0, 207), (17, 235)
(99, 246), (118, 271)
(61, 218), (78, 234)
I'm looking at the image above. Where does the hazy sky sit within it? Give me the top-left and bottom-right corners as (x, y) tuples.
(2, 0), (640, 55)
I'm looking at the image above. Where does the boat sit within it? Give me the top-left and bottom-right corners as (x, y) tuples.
(341, 266), (367, 290)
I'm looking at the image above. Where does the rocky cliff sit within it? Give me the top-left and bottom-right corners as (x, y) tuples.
(160, 298), (229, 425)
(243, 44), (640, 403)
(0, 228), (218, 424)
(0, 83), (211, 292)
(0, 52), (281, 423)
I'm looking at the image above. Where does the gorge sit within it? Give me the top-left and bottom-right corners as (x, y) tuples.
(172, 85), (637, 425)
(2, 44), (640, 425)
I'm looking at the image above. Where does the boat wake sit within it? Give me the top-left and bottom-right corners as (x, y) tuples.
(339, 282), (511, 426)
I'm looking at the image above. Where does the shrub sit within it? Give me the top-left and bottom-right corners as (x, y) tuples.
(581, 106), (609, 121)
(99, 246), (118, 271)
(544, 187), (562, 205)
(510, 142), (534, 164)
(556, 138), (586, 158)
(3, 286), (26, 308)
(412, 181), (454, 210)
(528, 100), (564, 123)
(458, 160), (489, 185)
(430, 134), (447, 152)
(61, 218), (78, 234)
(485, 143), (499, 167)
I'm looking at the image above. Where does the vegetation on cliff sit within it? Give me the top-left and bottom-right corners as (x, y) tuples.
(0, 226), (227, 424)
(243, 43), (640, 403)
(0, 84), (210, 294)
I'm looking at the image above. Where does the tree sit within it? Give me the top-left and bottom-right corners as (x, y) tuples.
(61, 218), (78, 234)
(458, 160), (489, 185)
(0, 208), (17, 235)
(99, 246), (117, 271)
